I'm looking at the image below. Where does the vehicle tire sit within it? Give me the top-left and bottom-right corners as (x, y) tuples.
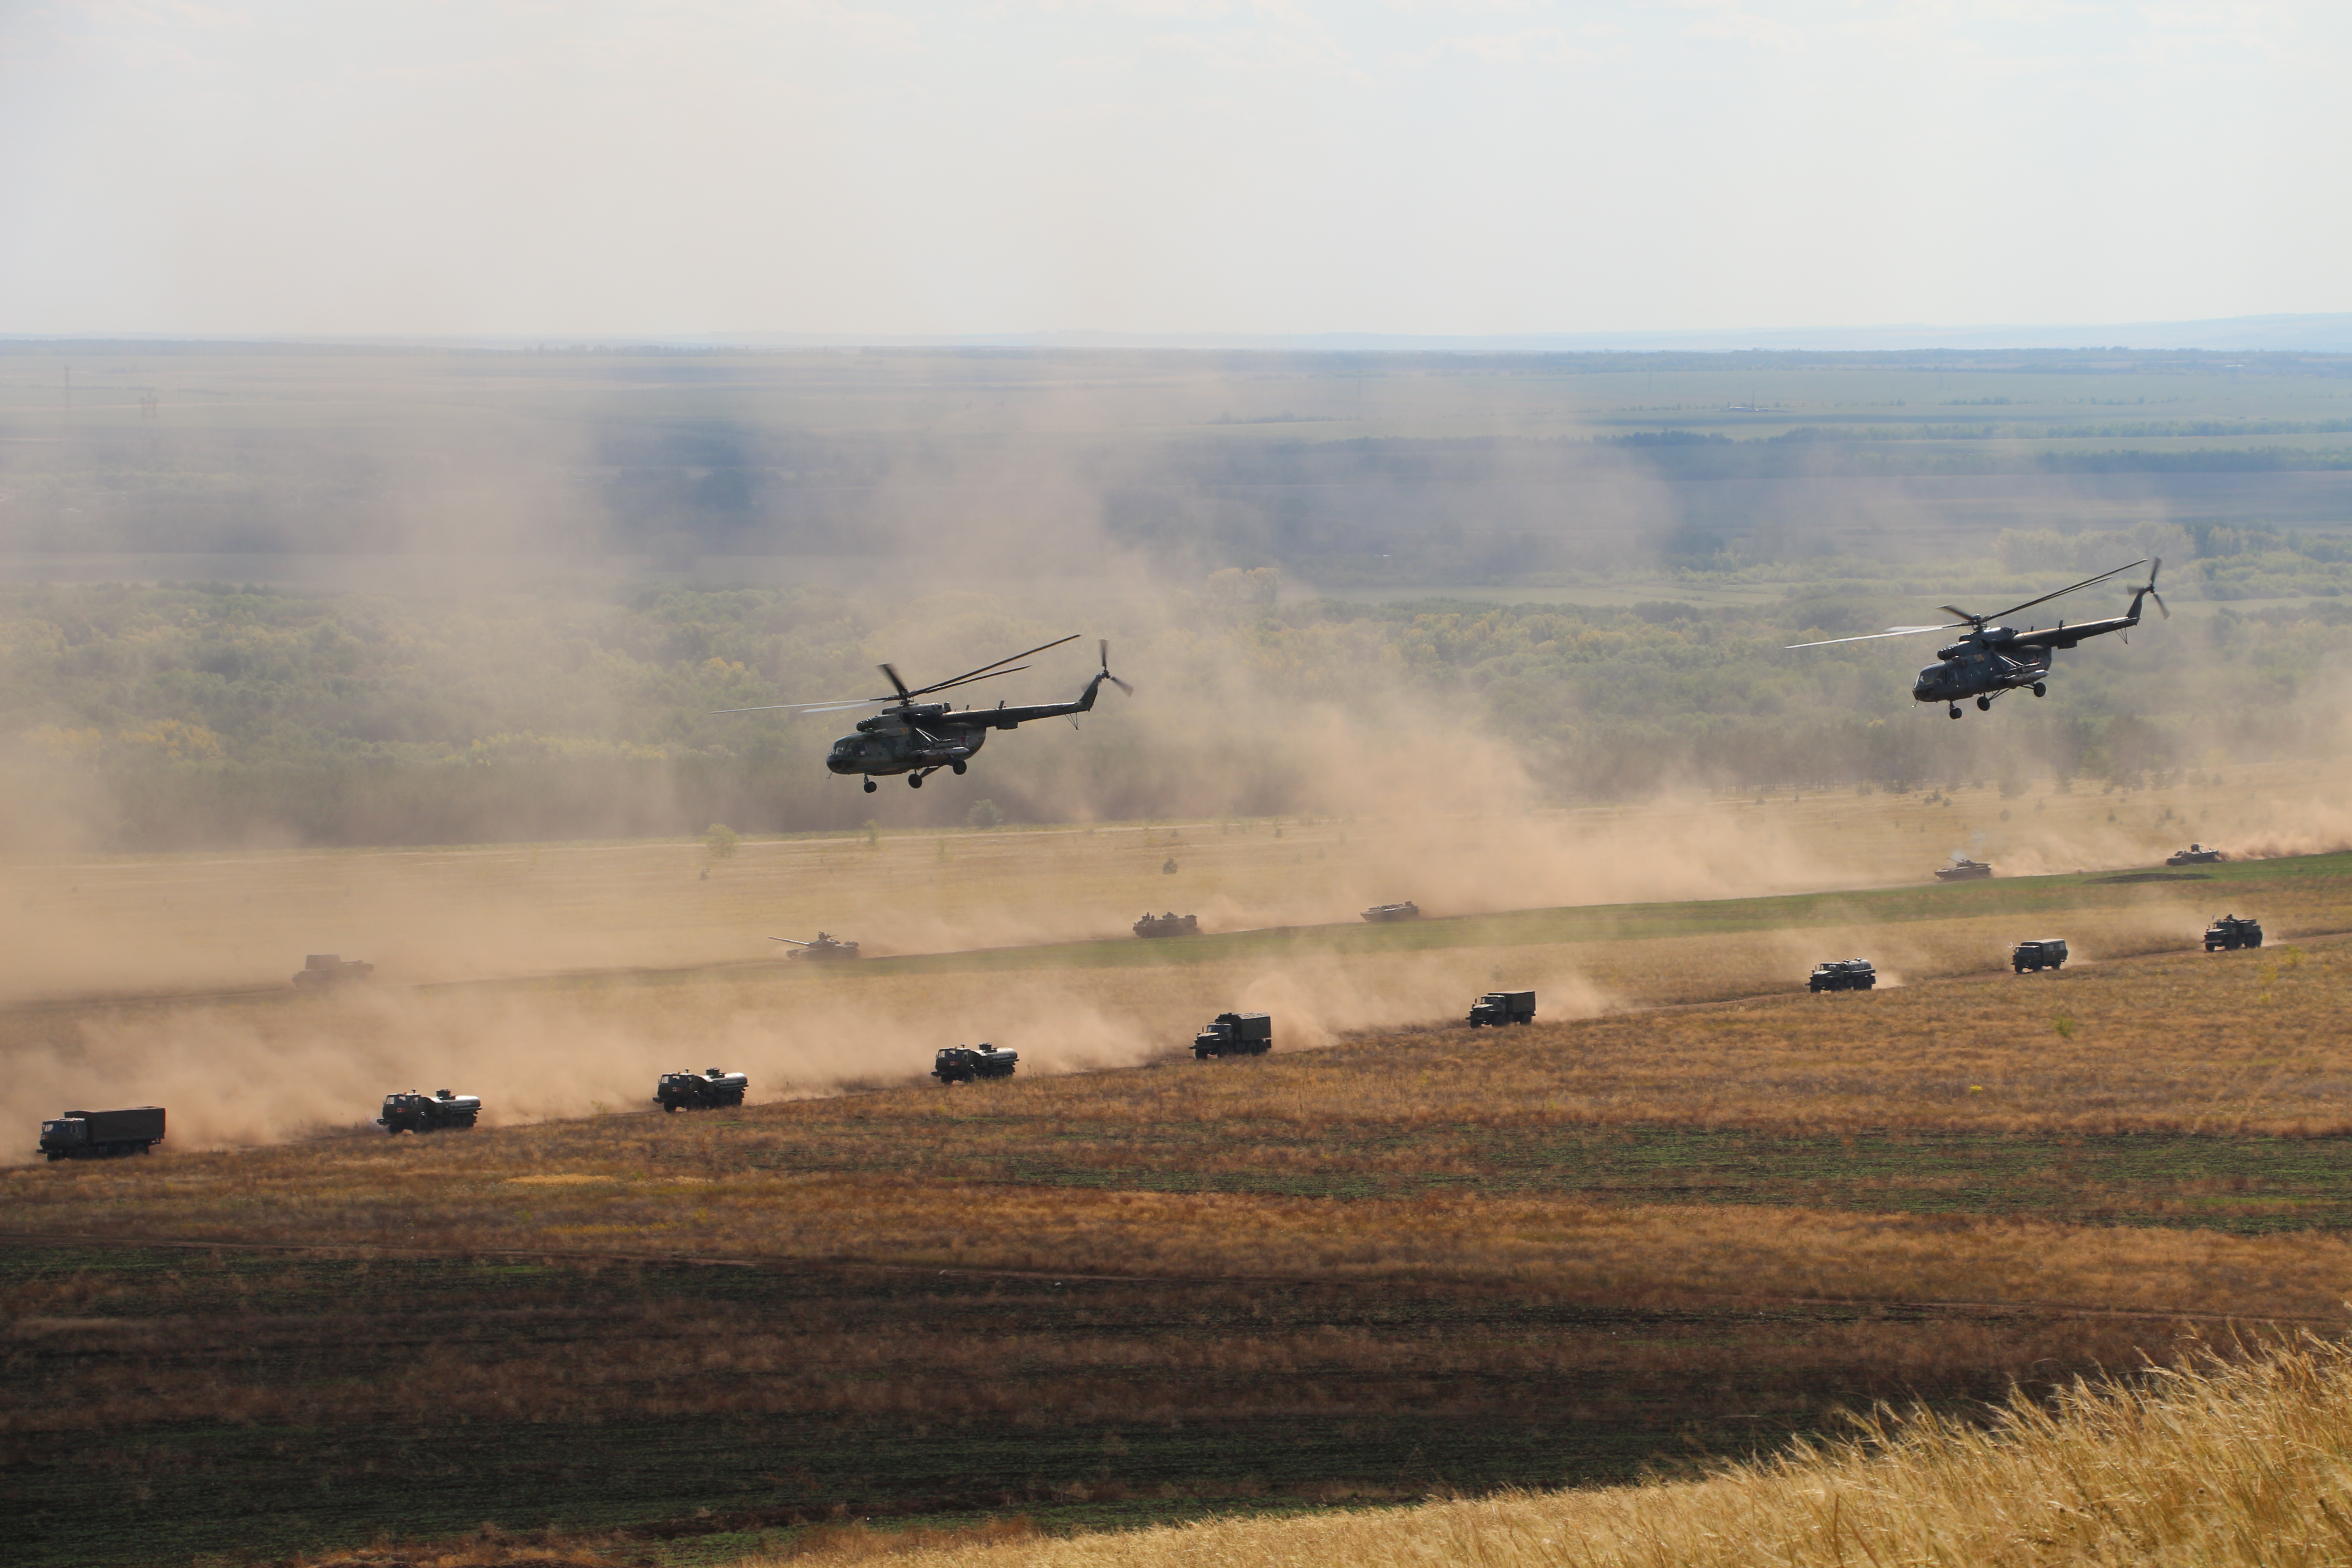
(2014, 964), (2026, 974)
(951, 761), (967, 774)
(2250, 935), (2264, 947)
(1976, 696), (1991, 711)
(663, 1102), (677, 1113)
(863, 778), (877, 793)
(1949, 706), (1962, 719)
(2033, 682), (2047, 697)
(908, 774), (923, 788)
(1862, 980), (1876, 990)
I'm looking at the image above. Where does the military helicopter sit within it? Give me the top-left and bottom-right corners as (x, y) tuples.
(715, 634), (1130, 790)
(1789, 559), (2166, 717)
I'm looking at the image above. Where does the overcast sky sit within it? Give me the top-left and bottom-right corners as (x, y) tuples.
(0, 1), (2343, 339)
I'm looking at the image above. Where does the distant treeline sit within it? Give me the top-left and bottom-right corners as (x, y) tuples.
(6, 563), (2349, 850)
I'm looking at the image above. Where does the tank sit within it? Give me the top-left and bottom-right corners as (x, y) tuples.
(1467, 990), (1537, 1026)
(1192, 1012), (1273, 1058)
(2011, 938), (2068, 973)
(2204, 914), (2264, 951)
(2167, 844), (2226, 866)
(655, 1067), (749, 1112)
(932, 1044), (1018, 1083)
(38, 1106), (166, 1162)
(1133, 912), (1200, 938)
(377, 1088), (481, 1134)
(1933, 859), (1994, 882)
(1362, 901), (1421, 923)
(774, 932), (860, 960)
(1808, 959), (1877, 993)
(292, 954), (375, 988)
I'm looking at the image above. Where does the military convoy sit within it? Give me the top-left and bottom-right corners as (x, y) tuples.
(1808, 959), (1878, 992)
(1193, 1012), (1273, 1058)
(1934, 859), (1994, 882)
(2167, 844), (2226, 866)
(2011, 938), (2068, 973)
(1134, 911), (1200, 938)
(377, 1088), (481, 1134)
(292, 954), (374, 989)
(932, 1044), (1018, 1083)
(2205, 914), (2264, 951)
(1467, 990), (1537, 1027)
(38, 1106), (166, 1162)
(1362, 901), (1421, 923)
(773, 932), (860, 960)
(656, 1068), (749, 1112)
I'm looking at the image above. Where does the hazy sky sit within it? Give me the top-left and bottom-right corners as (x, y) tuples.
(1, 1), (2343, 339)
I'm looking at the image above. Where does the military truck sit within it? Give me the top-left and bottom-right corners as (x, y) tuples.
(1134, 911), (1200, 938)
(1934, 859), (1994, 882)
(1467, 990), (1537, 1027)
(932, 1044), (1018, 1083)
(2167, 844), (2226, 866)
(1362, 901), (1421, 923)
(38, 1106), (166, 1162)
(772, 932), (860, 960)
(655, 1068), (749, 1112)
(292, 954), (374, 989)
(2205, 914), (2264, 951)
(1193, 1012), (1273, 1058)
(1808, 959), (1877, 993)
(2011, 938), (2068, 973)
(377, 1088), (481, 1134)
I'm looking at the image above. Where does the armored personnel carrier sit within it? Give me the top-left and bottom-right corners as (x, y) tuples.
(1134, 911), (1200, 938)
(656, 1068), (749, 1112)
(1808, 958), (1877, 993)
(773, 932), (860, 960)
(2167, 844), (2225, 867)
(2011, 938), (2068, 973)
(1362, 901), (1421, 923)
(377, 1088), (481, 1134)
(2204, 914), (2264, 951)
(1193, 1012), (1273, 1058)
(292, 954), (374, 989)
(932, 1044), (1018, 1083)
(1467, 990), (1537, 1027)
(1934, 859), (1994, 882)
(38, 1106), (166, 1162)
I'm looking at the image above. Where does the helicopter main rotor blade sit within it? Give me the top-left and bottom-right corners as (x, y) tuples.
(878, 662), (914, 700)
(1981, 559), (2146, 625)
(908, 663), (1034, 699)
(900, 634), (1081, 699)
(1785, 623), (1966, 650)
(710, 696), (891, 715)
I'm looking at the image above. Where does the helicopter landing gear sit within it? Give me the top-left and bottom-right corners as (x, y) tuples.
(1949, 705), (1963, 720)
(1976, 695), (1992, 711)
(2033, 682), (2047, 697)
(907, 773), (923, 788)
(862, 778), (877, 793)
(951, 760), (967, 775)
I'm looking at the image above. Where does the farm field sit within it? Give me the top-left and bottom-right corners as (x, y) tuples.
(10, 855), (2352, 1567)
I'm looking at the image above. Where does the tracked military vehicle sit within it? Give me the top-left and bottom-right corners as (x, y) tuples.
(932, 1044), (1017, 1083)
(2204, 914), (2264, 951)
(1192, 1012), (1273, 1058)
(38, 1106), (166, 1162)
(656, 1068), (749, 1112)
(2011, 938), (2068, 973)
(773, 932), (860, 960)
(1934, 859), (1994, 882)
(1467, 990), (1537, 1027)
(293, 954), (374, 989)
(2167, 844), (2225, 867)
(1134, 911), (1199, 938)
(1808, 959), (1877, 993)
(1362, 901), (1421, 923)
(377, 1088), (481, 1134)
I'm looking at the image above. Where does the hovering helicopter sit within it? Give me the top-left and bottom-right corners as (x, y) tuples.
(1788, 559), (2167, 718)
(715, 634), (1130, 790)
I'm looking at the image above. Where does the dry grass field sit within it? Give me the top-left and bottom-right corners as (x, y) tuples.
(7, 776), (2352, 1567)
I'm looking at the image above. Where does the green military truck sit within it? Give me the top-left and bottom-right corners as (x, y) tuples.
(39, 1106), (166, 1162)
(656, 1068), (748, 1112)
(933, 1044), (1018, 1083)
(1193, 1012), (1273, 1058)
(377, 1089), (481, 1134)
(2011, 938), (2068, 973)
(1467, 990), (1536, 1026)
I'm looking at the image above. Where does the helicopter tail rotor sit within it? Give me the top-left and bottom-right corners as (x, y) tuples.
(1099, 639), (1133, 696)
(2144, 557), (2169, 619)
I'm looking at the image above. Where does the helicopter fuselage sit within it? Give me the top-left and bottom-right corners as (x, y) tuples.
(1909, 599), (2149, 706)
(825, 676), (1113, 779)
